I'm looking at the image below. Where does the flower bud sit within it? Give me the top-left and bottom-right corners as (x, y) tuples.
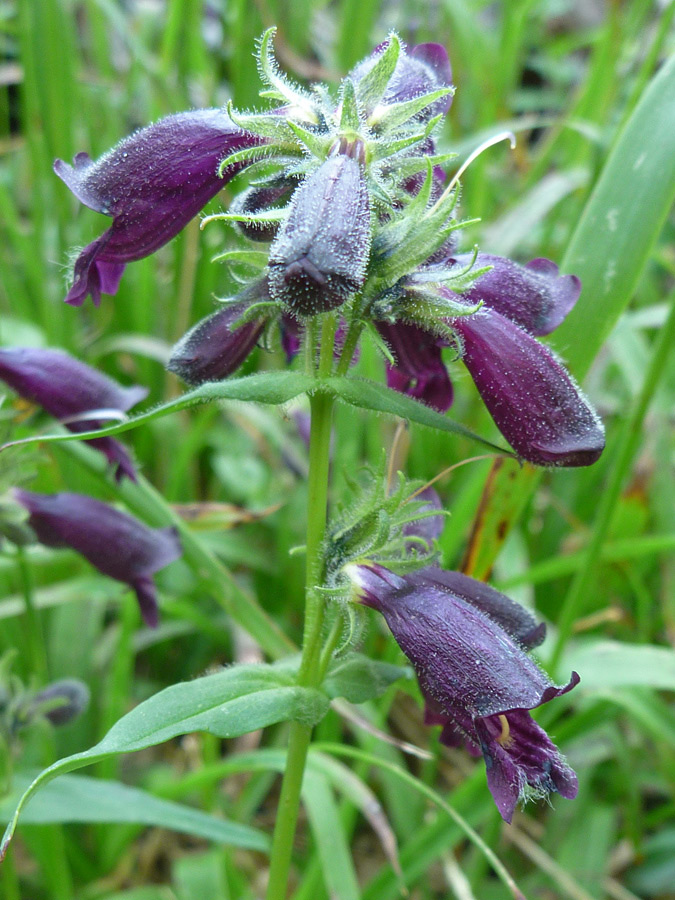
(168, 301), (266, 386)
(268, 154), (371, 316)
(32, 679), (91, 726)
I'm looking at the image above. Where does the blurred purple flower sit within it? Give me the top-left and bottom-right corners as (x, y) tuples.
(382, 255), (605, 466)
(14, 489), (182, 627)
(32, 678), (91, 727)
(402, 486), (445, 552)
(54, 109), (263, 306)
(0, 347), (146, 482)
(349, 562), (578, 822)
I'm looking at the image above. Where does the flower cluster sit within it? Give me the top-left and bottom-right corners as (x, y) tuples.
(54, 29), (604, 468)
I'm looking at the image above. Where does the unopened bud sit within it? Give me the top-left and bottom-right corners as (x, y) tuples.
(268, 155), (371, 316)
(33, 678), (91, 726)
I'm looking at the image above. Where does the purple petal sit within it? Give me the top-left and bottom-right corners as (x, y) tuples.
(476, 702), (579, 823)
(14, 490), (181, 626)
(55, 109), (263, 306)
(0, 347), (147, 481)
(167, 288), (268, 386)
(32, 679), (91, 727)
(377, 321), (453, 413)
(408, 568), (545, 650)
(280, 314), (302, 362)
(451, 307), (605, 466)
(450, 254), (581, 335)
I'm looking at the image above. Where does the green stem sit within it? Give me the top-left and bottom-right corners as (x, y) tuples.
(265, 384), (336, 899)
(550, 291), (675, 669)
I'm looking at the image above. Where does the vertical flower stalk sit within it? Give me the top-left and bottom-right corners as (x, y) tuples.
(265, 325), (337, 900)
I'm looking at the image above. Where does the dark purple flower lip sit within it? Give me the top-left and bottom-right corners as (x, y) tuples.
(54, 109), (264, 306)
(348, 562), (579, 821)
(14, 489), (182, 627)
(0, 347), (146, 482)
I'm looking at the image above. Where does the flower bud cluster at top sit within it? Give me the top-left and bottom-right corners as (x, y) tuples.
(53, 28), (606, 468)
(208, 29), (463, 320)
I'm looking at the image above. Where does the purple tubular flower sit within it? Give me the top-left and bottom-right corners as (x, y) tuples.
(268, 153), (371, 316)
(376, 320), (453, 412)
(167, 287), (268, 386)
(54, 109), (263, 306)
(0, 347), (147, 482)
(450, 306), (605, 466)
(449, 254), (581, 336)
(14, 489), (182, 627)
(349, 563), (579, 822)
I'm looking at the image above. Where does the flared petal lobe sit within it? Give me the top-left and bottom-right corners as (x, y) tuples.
(451, 307), (605, 466)
(268, 154), (371, 315)
(55, 109), (263, 306)
(449, 254), (581, 335)
(14, 490), (182, 627)
(348, 562), (579, 821)
(0, 347), (146, 482)
(376, 320), (453, 412)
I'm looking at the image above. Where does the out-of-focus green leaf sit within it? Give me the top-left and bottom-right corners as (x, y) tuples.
(0, 660), (328, 858)
(303, 771), (361, 900)
(460, 52), (675, 579)
(567, 642), (675, 691)
(323, 653), (411, 704)
(0, 771), (268, 851)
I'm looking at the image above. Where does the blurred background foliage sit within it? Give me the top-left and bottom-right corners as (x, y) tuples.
(1, 0), (675, 898)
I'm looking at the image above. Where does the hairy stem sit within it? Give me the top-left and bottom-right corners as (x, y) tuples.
(265, 366), (336, 899)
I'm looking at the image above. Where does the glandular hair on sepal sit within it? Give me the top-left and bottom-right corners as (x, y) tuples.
(268, 154), (371, 316)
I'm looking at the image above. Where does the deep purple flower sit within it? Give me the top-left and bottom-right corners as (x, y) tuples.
(54, 109), (263, 306)
(268, 153), (371, 316)
(167, 282), (270, 386)
(383, 255), (605, 466)
(14, 489), (182, 627)
(450, 254), (581, 336)
(376, 320), (453, 412)
(450, 304), (604, 466)
(0, 347), (147, 482)
(349, 562), (579, 822)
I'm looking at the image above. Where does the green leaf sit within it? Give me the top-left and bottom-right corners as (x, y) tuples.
(322, 376), (513, 455)
(0, 372), (316, 452)
(0, 771), (268, 851)
(340, 78), (362, 133)
(552, 52), (675, 377)
(355, 33), (401, 112)
(323, 653), (411, 703)
(566, 641), (675, 691)
(459, 54), (675, 581)
(0, 660), (328, 858)
(372, 87), (456, 134)
(303, 772), (361, 900)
